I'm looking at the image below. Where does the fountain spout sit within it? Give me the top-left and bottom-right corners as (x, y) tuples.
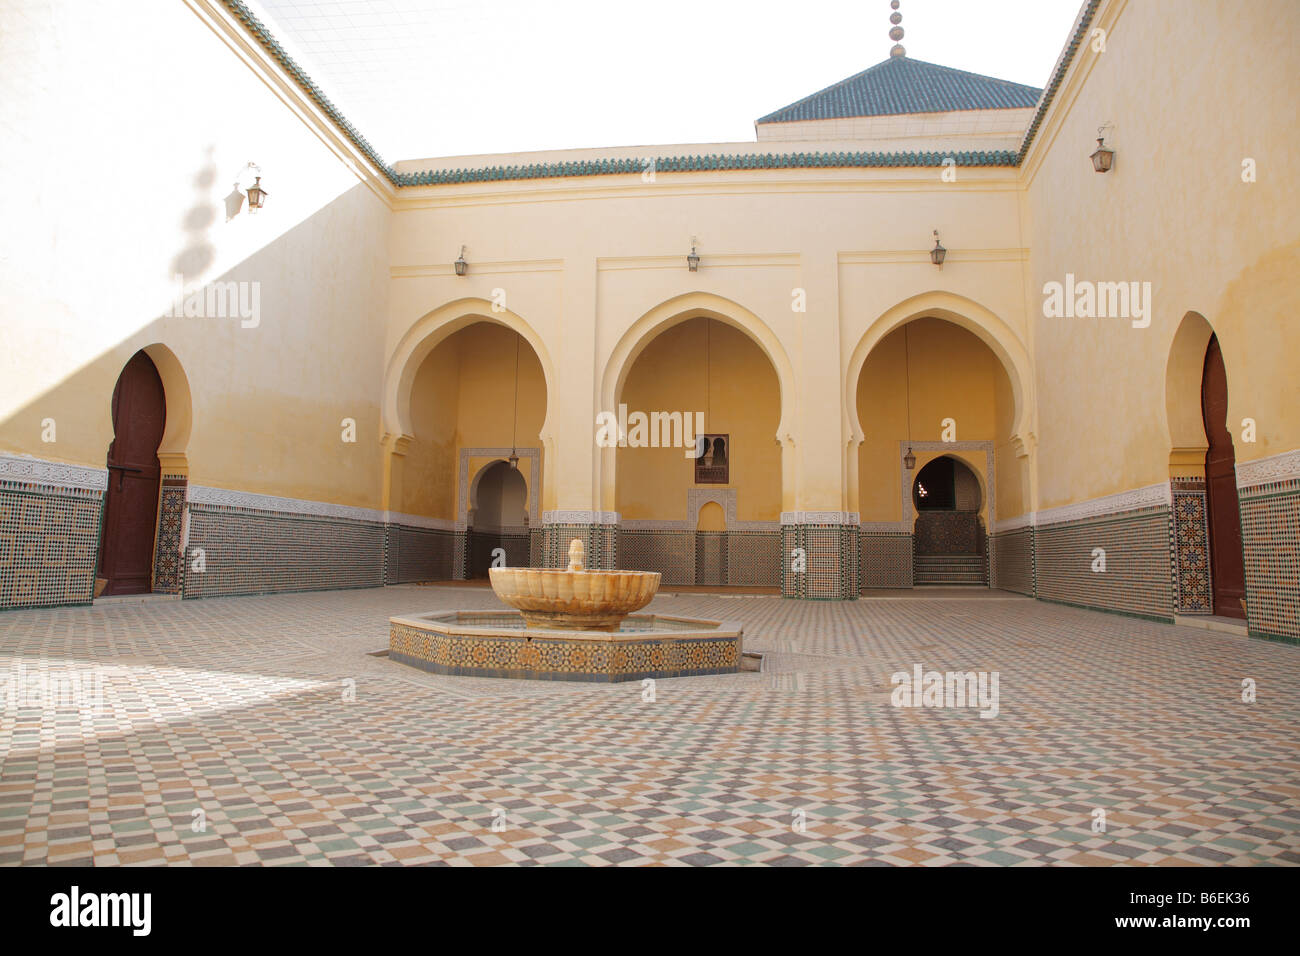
(567, 538), (584, 572)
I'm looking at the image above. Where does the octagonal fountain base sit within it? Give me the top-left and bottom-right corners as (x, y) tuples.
(389, 610), (743, 683)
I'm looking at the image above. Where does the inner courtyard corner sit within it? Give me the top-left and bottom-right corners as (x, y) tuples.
(0, 0), (1297, 906)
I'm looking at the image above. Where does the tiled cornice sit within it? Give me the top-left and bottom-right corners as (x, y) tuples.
(1015, 0), (1102, 164)
(395, 150), (1017, 186)
(219, 0), (397, 183)
(218, 0), (1037, 188)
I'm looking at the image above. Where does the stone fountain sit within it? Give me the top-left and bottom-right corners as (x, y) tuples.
(488, 539), (659, 630)
(388, 539), (742, 682)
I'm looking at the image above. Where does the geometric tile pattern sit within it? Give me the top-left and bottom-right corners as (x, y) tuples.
(543, 524), (617, 571)
(182, 505), (385, 598)
(620, 531), (695, 586)
(390, 618), (742, 682)
(990, 528), (1034, 596)
(621, 530), (780, 588)
(2, 587), (1297, 865)
(466, 531), (529, 579)
(0, 481), (102, 610)
(1170, 480), (1212, 614)
(860, 532), (913, 590)
(1035, 507), (1173, 621)
(724, 531), (780, 588)
(1239, 477), (1300, 642)
(695, 532), (727, 586)
(151, 476), (187, 594)
(783, 524), (858, 600)
(385, 525), (456, 584)
(914, 511), (981, 554)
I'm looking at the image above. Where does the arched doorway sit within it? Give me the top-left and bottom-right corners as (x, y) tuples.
(97, 350), (166, 596)
(613, 315), (784, 587)
(1201, 334), (1247, 618)
(912, 455), (987, 585)
(467, 459), (528, 578)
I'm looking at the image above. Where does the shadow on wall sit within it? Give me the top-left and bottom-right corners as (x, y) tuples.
(172, 146), (218, 279)
(0, 169), (387, 607)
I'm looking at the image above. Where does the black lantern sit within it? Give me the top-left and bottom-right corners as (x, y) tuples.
(904, 446), (916, 470)
(930, 230), (946, 266)
(454, 245), (468, 276)
(1090, 134), (1115, 173)
(508, 450), (519, 470)
(245, 175), (268, 211)
(687, 244), (700, 272)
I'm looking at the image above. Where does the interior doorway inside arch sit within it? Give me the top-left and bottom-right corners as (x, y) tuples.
(911, 455), (987, 586)
(97, 350), (166, 596)
(1201, 334), (1247, 619)
(467, 460), (528, 578)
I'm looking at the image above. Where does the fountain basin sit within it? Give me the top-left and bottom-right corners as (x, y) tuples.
(489, 566), (661, 630)
(389, 610), (742, 682)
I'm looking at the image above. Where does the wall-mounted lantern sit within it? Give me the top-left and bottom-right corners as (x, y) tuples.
(687, 238), (700, 272)
(1090, 124), (1115, 173)
(238, 162), (268, 213)
(245, 175), (268, 211)
(929, 230), (946, 267)
(454, 245), (468, 276)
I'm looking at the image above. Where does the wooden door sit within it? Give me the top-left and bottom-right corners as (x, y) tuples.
(1201, 335), (1246, 619)
(98, 351), (166, 596)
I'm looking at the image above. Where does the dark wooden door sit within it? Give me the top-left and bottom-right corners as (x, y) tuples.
(1201, 335), (1246, 619)
(98, 351), (166, 596)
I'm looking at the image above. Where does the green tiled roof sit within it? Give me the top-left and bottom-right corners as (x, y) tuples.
(220, 0), (1097, 188)
(394, 150), (1016, 186)
(757, 56), (1042, 124)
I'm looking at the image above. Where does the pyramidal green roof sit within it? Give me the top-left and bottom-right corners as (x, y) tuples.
(758, 55), (1043, 124)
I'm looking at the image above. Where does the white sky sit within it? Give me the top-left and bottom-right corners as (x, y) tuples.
(254, 0), (1084, 161)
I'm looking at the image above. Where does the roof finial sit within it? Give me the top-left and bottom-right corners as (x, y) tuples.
(889, 0), (905, 57)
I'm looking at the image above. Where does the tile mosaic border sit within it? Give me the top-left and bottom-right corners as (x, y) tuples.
(0, 453), (108, 492)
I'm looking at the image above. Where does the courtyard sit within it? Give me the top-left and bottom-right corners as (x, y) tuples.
(2, 588), (1296, 867)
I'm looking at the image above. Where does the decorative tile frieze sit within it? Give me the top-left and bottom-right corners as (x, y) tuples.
(152, 476), (187, 594)
(542, 510), (619, 525)
(1238, 475), (1300, 642)
(0, 481), (103, 610)
(187, 484), (387, 523)
(1236, 448), (1300, 490)
(0, 453), (108, 493)
(1033, 483), (1172, 528)
(1170, 479), (1211, 614)
(780, 511), (860, 525)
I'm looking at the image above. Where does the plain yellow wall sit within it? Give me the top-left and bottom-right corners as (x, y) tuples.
(856, 319), (1011, 522)
(1023, 0), (1300, 509)
(403, 323), (546, 520)
(617, 318), (781, 521)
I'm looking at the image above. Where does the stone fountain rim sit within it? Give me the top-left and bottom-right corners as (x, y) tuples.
(389, 610), (742, 643)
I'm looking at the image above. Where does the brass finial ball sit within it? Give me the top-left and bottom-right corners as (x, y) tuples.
(891, 12), (902, 25)
(890, 43), (906, 57)
(891, 0), (899, 8)
(890, 26), (904, 41)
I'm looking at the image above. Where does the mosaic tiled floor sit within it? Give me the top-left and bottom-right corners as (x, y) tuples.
(1, 586), (1298, 866)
